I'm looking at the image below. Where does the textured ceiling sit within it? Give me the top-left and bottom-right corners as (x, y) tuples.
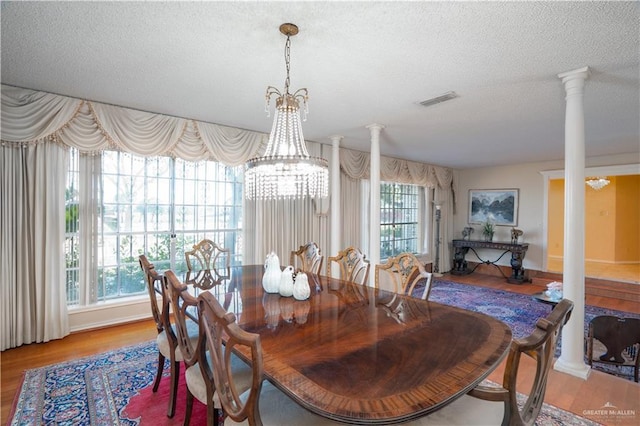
(1, 1), (638, 169)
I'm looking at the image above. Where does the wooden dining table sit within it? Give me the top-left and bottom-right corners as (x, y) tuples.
(181, 264), (512, 425)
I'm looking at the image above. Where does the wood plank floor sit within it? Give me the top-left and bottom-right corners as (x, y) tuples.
(2, 272), (639, 425)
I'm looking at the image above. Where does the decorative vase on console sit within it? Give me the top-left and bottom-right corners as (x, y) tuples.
(263, 252), (282, 294)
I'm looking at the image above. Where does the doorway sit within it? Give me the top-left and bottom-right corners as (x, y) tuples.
(546, 173), (639, 284)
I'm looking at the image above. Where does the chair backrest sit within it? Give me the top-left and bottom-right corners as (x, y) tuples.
(498, 298), (574, 425)
(198, 291), (264, 425)
(587, 315), (640, 382)
(375, 252), (433, 300)
(164, 270), (198, 363)
(185, 239), (231, 271)
(327, 246), (370, 285)
(290, 242), (323, 275)
(139, 254), (166, 334)
(588, 316), (640, 362)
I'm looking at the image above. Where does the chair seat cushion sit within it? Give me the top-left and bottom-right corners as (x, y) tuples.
(225, 383), (503, 426)
(156, 320), (199, 361)
(185, 352), (253, 408)
(403, 394), (503, 425)
(226, 381), (343, 425)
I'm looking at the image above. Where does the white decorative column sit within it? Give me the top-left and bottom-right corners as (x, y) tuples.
(329, 135), (343, 278)
(554, 66), (591, 379)
(367, 124), (384, 286)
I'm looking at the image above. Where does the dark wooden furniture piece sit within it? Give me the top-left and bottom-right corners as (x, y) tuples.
(326, 246), (370, 285)
(587, 315), (640, 382)
(466, 299), (574, 426)
(139, 255), (186, 418)
(452, 239), (530, 284)
(375, 252), (434, 300)
(160, 269), (201, 419)
(290, 242), (324, 275)
(181, 265), (512, 424)
(185, 239), (231, 271)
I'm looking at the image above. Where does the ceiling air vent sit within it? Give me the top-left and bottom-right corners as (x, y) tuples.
(419, 91), (458, 107)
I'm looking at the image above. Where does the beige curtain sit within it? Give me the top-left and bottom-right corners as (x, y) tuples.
(244, 141), (328, 266)
(1, 142), (69, 350)
(339, 146), (456, 271)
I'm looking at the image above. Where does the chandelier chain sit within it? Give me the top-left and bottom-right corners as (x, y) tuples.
(284, 35), (291, 95)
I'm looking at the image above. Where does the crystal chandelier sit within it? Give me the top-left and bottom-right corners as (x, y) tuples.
(244, 23), (329, 200)
(585, 176), (610, 190)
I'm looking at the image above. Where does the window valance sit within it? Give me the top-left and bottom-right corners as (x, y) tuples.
(1, 84), (266, 166)
(339, 146), (453, 189)
(2, 84), (454, 185)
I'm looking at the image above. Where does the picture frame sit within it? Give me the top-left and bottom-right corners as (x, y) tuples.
(468, 189), (519, 226)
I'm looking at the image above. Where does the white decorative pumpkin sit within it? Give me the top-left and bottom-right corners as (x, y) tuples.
(279, 266), (295, 297)
(262, 252), (281, 294)
(293, 272), (311, 301)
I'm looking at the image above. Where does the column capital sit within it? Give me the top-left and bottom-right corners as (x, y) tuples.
(558, 66), (590, 83)
(366, 123), (385, 134)
(328, 135), (343, 145)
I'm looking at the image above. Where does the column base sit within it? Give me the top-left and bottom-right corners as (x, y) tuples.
(554, 358), (591, 380)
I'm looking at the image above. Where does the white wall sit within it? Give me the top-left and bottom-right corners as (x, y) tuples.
(454, 153), (637, 272)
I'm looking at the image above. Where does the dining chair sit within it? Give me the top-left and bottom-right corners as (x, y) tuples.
(139, 255), (166, 393)
(139, 255), (197, 418)
(194, 291), (343, 426)
(290, 242), (324, 275)
(185, 239), (231, 271)
(375, 252), (433, 300)
(405, 298), (574, 426)
(161, 269), (200, 418)
(327, 246), (370, 285)
(586, 315), (640, 382)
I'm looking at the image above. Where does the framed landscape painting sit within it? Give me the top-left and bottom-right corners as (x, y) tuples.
(468, 189), (518, 226)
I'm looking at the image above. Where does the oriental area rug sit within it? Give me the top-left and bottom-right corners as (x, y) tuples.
(8, 279), (635, 426)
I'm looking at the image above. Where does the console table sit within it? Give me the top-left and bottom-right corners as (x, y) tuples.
(451, 239), (530, 284)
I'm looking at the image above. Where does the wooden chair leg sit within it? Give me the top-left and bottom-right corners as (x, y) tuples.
(207, 402), (215, 426)
(214, 408), (224, 426)
(167, 360), (180, 418)
(152, 352), (165, 392)
(185, 388), (194, 426)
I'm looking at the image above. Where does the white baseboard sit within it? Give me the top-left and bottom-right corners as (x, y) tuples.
(68, 297), (152, 333)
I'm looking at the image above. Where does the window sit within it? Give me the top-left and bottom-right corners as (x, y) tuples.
(380, 182), (419, 259)
(65, 149), (243, 306)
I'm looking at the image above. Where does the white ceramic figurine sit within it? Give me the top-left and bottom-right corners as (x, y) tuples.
(262, 252), (281, 294)
(279, 265), (295, 297)
(293, 272), (311, 301)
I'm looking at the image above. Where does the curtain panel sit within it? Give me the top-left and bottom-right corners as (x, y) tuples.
(1, 142), (69, 350)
